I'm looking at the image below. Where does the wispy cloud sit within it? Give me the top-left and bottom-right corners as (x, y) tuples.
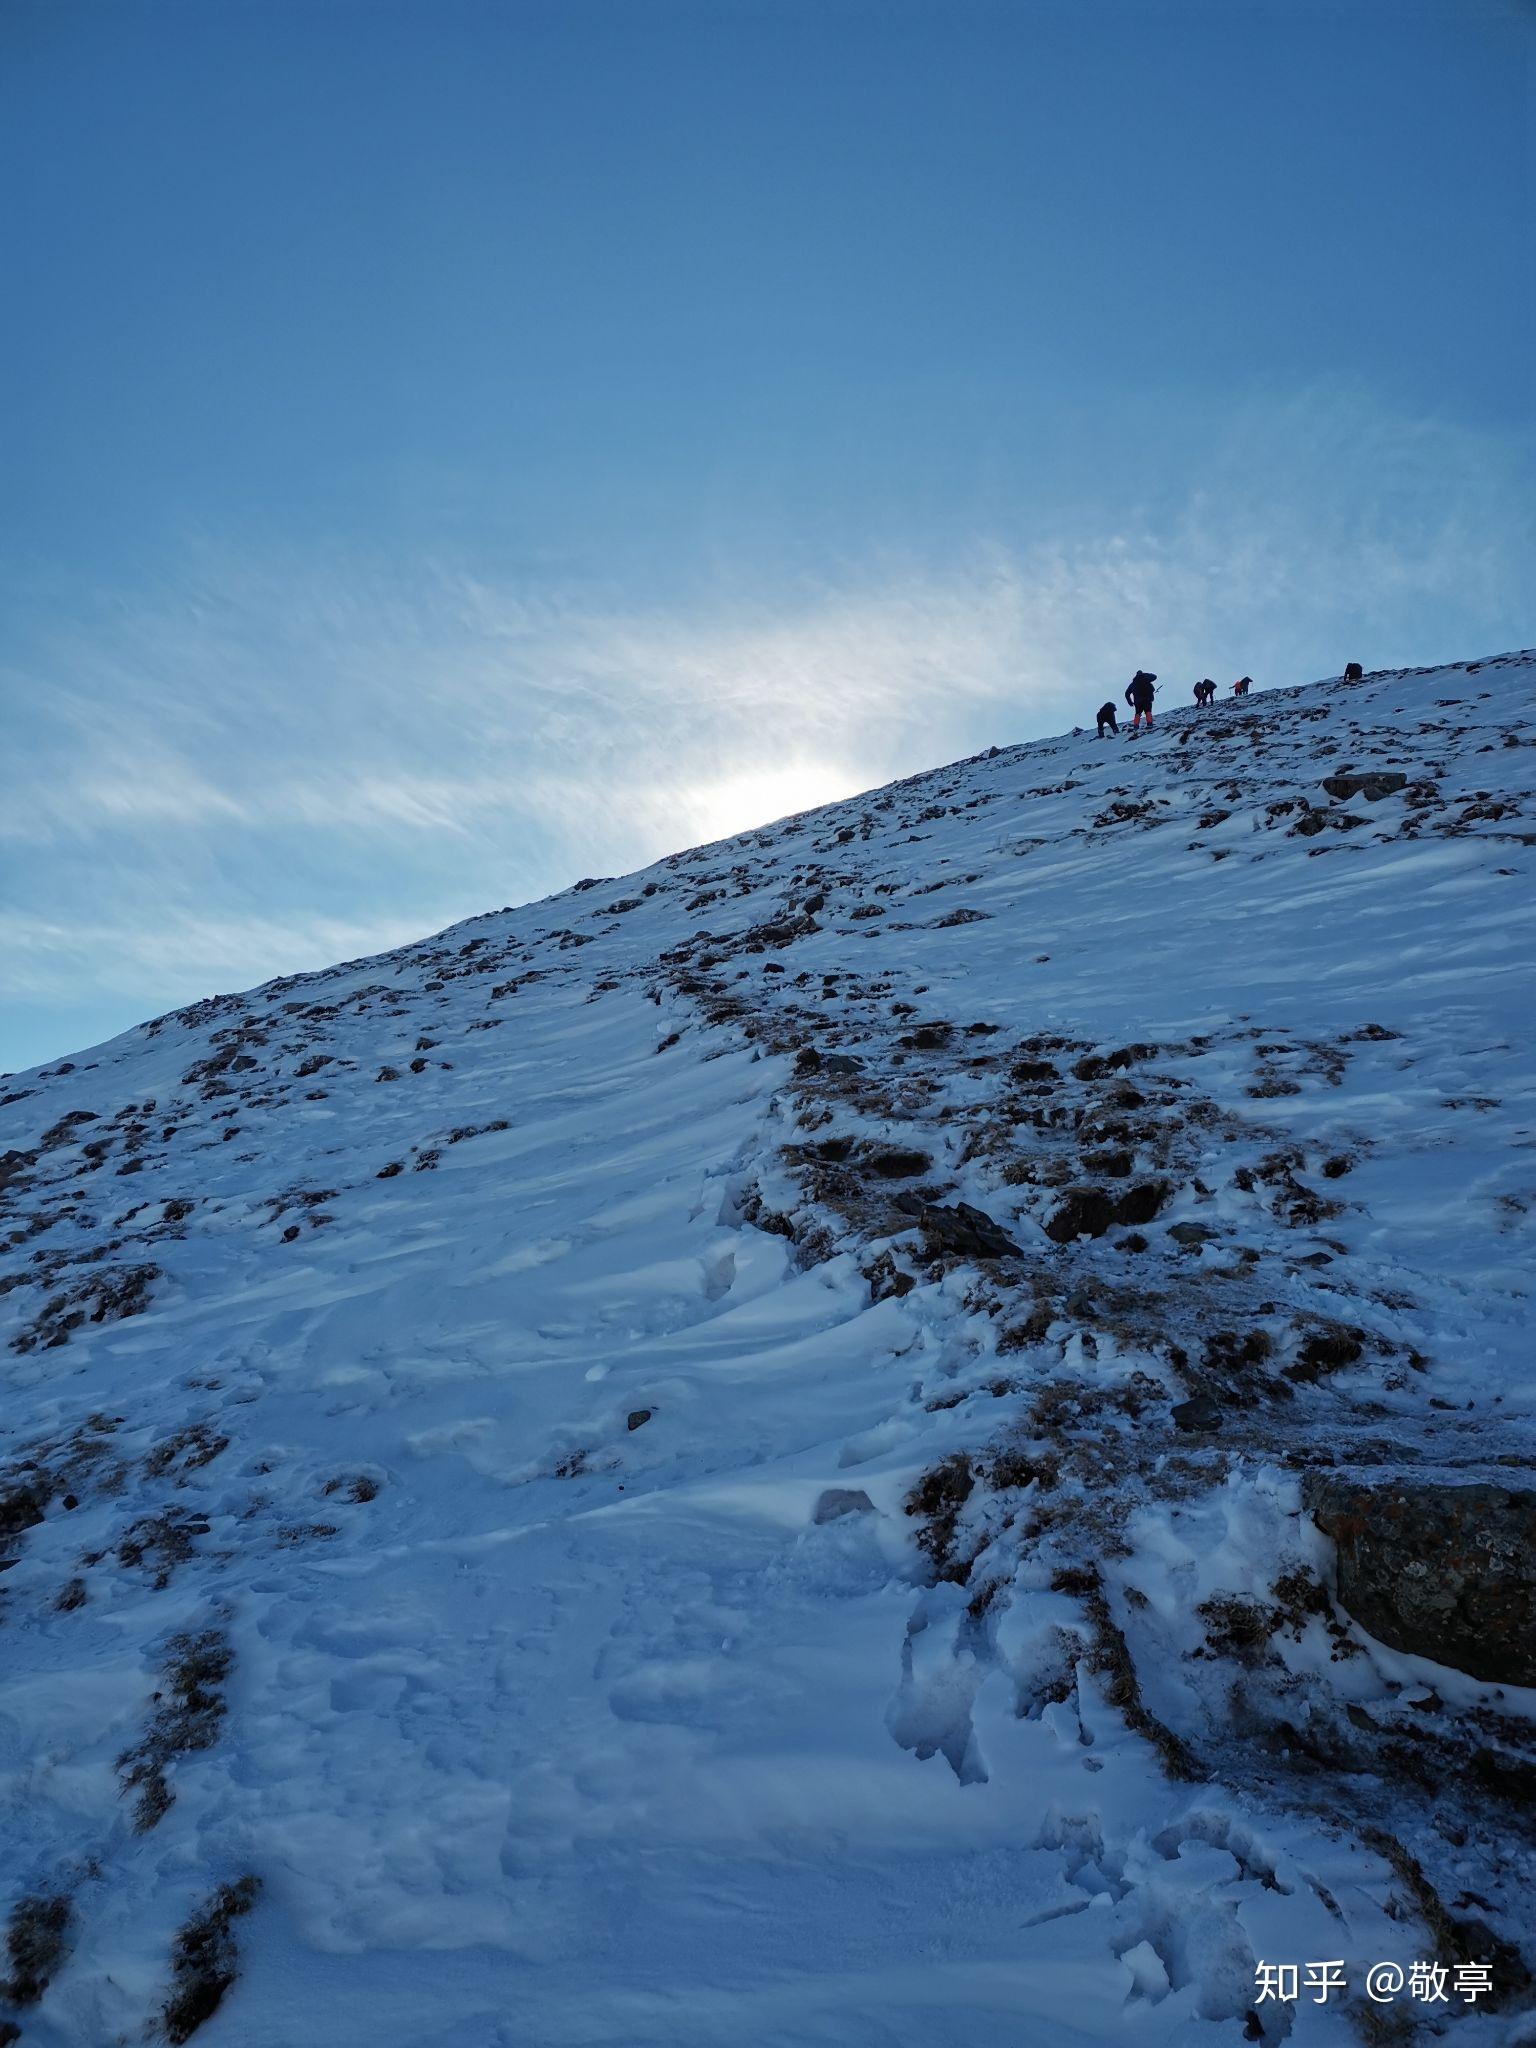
(2, 382), (1530, 1063)
(0, 908), (431, 1005)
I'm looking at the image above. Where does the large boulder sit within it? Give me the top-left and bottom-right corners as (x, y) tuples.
(1307, 1477), (1536, 1686)
(915, 1200), (1021, 1260)
(1320, 770), (1407, 802)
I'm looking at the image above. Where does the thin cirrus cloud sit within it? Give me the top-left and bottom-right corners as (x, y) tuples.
(1, 385), (1531, 1067)
(0, 908), (433, 1005)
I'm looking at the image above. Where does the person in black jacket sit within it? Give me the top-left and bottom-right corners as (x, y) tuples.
(1095, 701), (1119, 738)
(1343, 661), (1363, 682)
(1125, 671), (1157, 730)
(1193, 678), (1216, 707)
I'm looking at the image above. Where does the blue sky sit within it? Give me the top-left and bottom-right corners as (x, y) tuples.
(3, 0), (1533, 1074)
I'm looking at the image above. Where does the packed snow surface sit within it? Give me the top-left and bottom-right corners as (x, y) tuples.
(2, 655), (1534, 2046)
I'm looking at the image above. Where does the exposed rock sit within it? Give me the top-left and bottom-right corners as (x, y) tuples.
(0, 1484), (46, 1540)
(916, 1201), (1021, 1260)
(901, 1022), (953, 1051)
(1168, 1220), (1218, 1249)
(0, 1148), (37, 1192)
(1171, 1394), (1224, 1432)
(1043, 1186), (1116, 1243)
(796, 1048), (864, 1077)
(743, 910), (820, 950)
(813, 1488), (876, 1524)
(1113, 1179), (1171, 1226)
(1308, 1478), (1536, 1685)
(626, 1409), (652, 1432)
(1321, 770), (1408, 801)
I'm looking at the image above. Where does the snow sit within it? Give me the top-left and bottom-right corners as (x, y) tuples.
(1, 653), (1534, 2044)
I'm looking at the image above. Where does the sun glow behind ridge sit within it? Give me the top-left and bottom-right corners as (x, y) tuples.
(680, 764), (864, 846)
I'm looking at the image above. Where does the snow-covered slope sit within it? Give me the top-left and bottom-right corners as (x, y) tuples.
(2, 654), (1534, 2048)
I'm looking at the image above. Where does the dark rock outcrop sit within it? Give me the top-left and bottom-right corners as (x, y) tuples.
(1167, 1220), (1218, 1249)
(0, 1484), (47, 1541)
(914, 1200), (1021, 1260)
(1172, 1394), (1223, 1433)
(0, 1148), (37, 1192)
(1308, 1478), (1536, 1686)
(1043, 1187), (1116, 1243)
(1321, 770), (1407, 802)
(1114, 1179), (1171, 1227)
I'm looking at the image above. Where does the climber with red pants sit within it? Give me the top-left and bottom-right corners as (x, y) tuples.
(1125, 670), (1157, 731)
